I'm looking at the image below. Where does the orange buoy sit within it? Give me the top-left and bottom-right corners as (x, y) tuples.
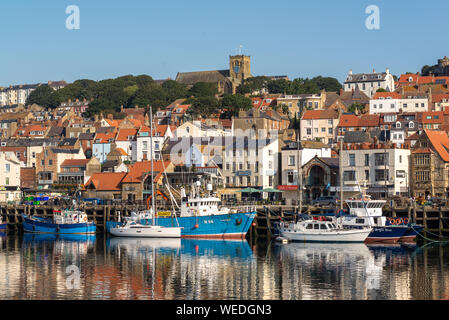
(194, 224), (199, 229)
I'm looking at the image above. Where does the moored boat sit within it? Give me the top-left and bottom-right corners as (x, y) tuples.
(0, 216), (6, 232)
(279, 218), (372, 243)
(22, 209), (96, 234)
(336, 197), (423, 243)
(107, 183), (257, 239)
(109, 219), (181, 238)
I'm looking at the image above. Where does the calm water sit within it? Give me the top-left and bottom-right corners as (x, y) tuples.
(0, 233), (448, 300)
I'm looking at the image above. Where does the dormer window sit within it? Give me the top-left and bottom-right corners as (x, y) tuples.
(409, 77), (413, 82)
(362, 75), (367, 80)
(396, 122), (401, 129)
(409, 122), (414, 128)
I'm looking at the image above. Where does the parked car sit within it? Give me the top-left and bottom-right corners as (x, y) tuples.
(311, 196), (338, 206)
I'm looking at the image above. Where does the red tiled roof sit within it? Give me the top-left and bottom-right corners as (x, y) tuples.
(373, 92), (402, 100)
(424, 130), (449, 162)
(302, 110), (338, 120)
(122, 160), (171, 183)
(95, 130), (117, 143)
(418, 112), (444, 124)
(338, 114), (379, 128)
(61, 159), (90, 167)
(116, 129), (138, 141)
(84, 172), (127, 191)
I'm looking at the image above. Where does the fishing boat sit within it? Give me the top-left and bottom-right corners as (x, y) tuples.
(107, 182), (257, 239)
(335, 196), (423, 243)
(0, 216), (6, 232)
(21, 209), (96, 234)
(279, 218), (372, 243)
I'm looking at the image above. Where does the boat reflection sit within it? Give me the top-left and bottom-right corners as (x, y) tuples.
(106, 237), (253, 259)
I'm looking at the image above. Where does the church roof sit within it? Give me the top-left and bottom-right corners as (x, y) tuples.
(175, 70), (231, 85)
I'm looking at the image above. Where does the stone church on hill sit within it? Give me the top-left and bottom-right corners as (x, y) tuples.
(175, 55), (252, 94)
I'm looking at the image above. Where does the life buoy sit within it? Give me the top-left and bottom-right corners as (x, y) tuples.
(236, 218), (243, 226)
(389, 218), (396, 225)
(396, 218), (403, 225)
(403, 218), (409, 225)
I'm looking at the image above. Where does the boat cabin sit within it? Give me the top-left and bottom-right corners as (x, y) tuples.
(53, 210), (88, 224)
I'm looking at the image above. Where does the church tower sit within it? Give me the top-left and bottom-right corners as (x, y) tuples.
(229, 55), (251, 83)
(229, 55), (251, 93)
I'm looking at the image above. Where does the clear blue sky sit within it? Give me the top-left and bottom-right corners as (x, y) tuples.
(1, 0), (448, 87)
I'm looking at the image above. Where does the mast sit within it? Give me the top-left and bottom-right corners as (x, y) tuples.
(150, 105), (155, 226)
(340, 138), (344, 211)
(296, 133), (302, 214)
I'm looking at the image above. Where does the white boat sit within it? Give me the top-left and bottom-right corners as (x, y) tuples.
(109, 220), (181, 238)
(280, 219), (372, 243)
(109, 105), (181, 239)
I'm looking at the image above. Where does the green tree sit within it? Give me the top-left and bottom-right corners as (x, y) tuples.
(188, 82), (217, 97)
(376, 88), (387, 93)
(26, 85), (61, 108)
(188, 96), (220, 118)
(220, 94), (252, 116)
(348, 102), (365, 113)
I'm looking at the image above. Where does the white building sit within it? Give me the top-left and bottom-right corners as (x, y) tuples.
(278, 141), (332, 204)
(176, 121), (231, 138)
(340, 144), (410, 198)
(0, 152), (21, 203)
(135, 125), (172, 162)
(222, 138), (279, 199)
(344, 68), (395, 98)
(370, 92), (429, 114)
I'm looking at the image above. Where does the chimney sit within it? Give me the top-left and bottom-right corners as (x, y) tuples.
(349, 69), (353, 75)
(386, 68), (390, 74)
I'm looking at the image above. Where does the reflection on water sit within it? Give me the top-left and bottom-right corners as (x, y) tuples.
(0, 234), (449, 300)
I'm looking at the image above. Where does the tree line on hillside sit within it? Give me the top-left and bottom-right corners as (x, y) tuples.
(236, 76), (342, 95)
(26, 74), (343, 119)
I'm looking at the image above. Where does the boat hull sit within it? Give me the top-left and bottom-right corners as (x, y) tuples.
(106, 211), (257, 239)
(399, 224), (424, 242)
(22, 215), (96, 235)
(109, 226), (181, 238)
(280, 229), (371, 243)
(364, 226), (410, 244)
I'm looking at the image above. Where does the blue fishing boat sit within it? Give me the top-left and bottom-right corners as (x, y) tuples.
(0, 216), (6, 232)
(22, 209), (96, 235)
(107, 183), (256, 239)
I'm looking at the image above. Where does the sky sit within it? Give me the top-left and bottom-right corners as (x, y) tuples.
(1, 0), (449, 87)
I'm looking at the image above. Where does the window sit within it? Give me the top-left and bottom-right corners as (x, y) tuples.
(375, 153), (388, 166)
(5, 177), (9, 185)
(375, 169), (389, 181)
(364, 154), (369, 166)
(5, 163), (10, 173)
(255, 161), (259, 173)
(226, 163), (230, 171)
(365, 170), (369, 180)
(344, 171), (356, 181)
(414, 154), (430, 165)
(49, 160), (53, 166)
(268, 176), (273, 187)
(306, 128), (312, 135)
(288, 156), (295, 166)
(415, 171), (430, 182)
(142, 141), (148, 150)
(328, 120), (333, 125)
(269, 161), (273, 169)
(287, 171), (295, 184)
(349, 154), (356, 166)
(328, 128), (333, 135)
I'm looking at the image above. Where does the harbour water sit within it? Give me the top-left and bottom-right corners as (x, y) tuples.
(0, 233), (448, 300)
